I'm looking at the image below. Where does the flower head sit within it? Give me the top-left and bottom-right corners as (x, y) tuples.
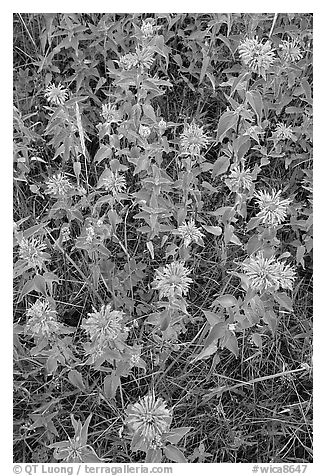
(45, 173), (73, 197)
(225, 166), (254, 193)
(101, 104), (122, 125)
(279, 39), (303, 63)
(61, 224), (71, 243)
(85, 225), (95, 244)
(125, 393), (172, 450)
(174, 219), (204, 248)
(180, 122), (210, 156)
(157, 118), (167, 134)
(18, 237), (49, 270)
(139, 124), (151, 139)
(44, 83), (69, 106)
(97, 169), (126, 196)
(242, 252), (296, 293)
(152, 262), (193, 299)
(254, 189), (291, 227)
(119, 47), (154, 70)
(81, 304), (128, 347)
(273, 123), (296, 142)
(238, 37), (275, 78)
(141, 19), (154, 38)
(25, 299), (60, 337)
(135, 46), (155, 69)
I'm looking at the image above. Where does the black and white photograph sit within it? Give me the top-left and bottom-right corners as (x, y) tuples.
(11, 8), (314, 473)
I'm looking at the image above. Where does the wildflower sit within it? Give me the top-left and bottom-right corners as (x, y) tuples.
(279, 39), (303, 63)
(125, 393), (172, 449)
(244, 125), (265, 143)
(61, 224), (71, 243)
(97, 169), (126, 196)
(18, 237), (49, 270)
(85, 225), (95, 244)
(129, 345), (143, 366)
(238, 37), (275, 78)
(139, 124), (151, 139)
(44, 83), (69, 106)
(180, 122), (210, 156)
(273, 123), (296, 141)
(119, 47), (154, 70)
(225, 166), (254, 193)
(157, 118), (167, 134)
(81, 304), (128, 347)
(228, 323), (237, 333)
(45, 173), (73, 197)
(152, 262), (193, 299)
(25, 299), (60, 337)
(254, 189), (291, 227)
(101, 104), (122, 124)
(135, 46), (155, 69)
(141, 19), (154, 38)
(174, 219), (205, 248)
(242, 252), (296, 293)
(51, 415), (102, 463)
(119, 53), (139, 70)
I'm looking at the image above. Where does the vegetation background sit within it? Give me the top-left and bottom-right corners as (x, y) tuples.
(12, 12), (312, 464)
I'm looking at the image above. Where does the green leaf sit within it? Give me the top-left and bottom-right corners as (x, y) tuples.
(203, 310), (223, 326)
(202, 225), (222, 236)
(199, 52), (210, 85)
(214, 294), (238, 308)
(191, 343), (217, 363)
(216, 111), (237, 142)
(224, 333), (239, 358)
(274, 292), (293, 311)
(94, 145), (112, 164)
(165, 427), (192, 444)
(251, 333), (263, 350)
(204, 322), (227, 348)
(246, 90), (263, 126)
(142, 103), (156, 122)
(68, 370), (85, 392)
(164, 445), (187, 463)
(212, 156), (230, 177)
(262, 309), (278, 335)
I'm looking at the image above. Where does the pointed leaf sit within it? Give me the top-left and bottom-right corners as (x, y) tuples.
(164, 445), (187, 463)
(68, 370), (86, 392)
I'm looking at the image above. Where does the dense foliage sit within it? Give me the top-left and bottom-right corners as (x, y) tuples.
(13, 13), (313, 464)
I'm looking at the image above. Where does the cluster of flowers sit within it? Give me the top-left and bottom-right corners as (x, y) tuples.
(242, 251), (296, 293)
(238, 36), (303, 79)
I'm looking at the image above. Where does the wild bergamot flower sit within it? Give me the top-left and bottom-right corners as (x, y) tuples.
(180, 122), (210, 156)
(225, 166), (254, 193)
(238, 37), (275, 78)
(81, 304), (128, 347)
(45, 173), (73, 197)
(18, 237), (49, 270)
(97, 169), (126, 196)
(101, 104), (122, 125)
(254, 189), (291, 227)
(152, 262), (193, 299)
(174, 219), (205, 248)
(273, 123), (296, 141)
(25, 299), (60, 338)
(242, 252), (296, 293)
(44, 83), (69, 106)
(141, 19), (155, 38)
(139, 124), (151, 139)
(125, 393), (172, 450)
(119, 47), (154, 70)
(279, 39), (303, 63)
